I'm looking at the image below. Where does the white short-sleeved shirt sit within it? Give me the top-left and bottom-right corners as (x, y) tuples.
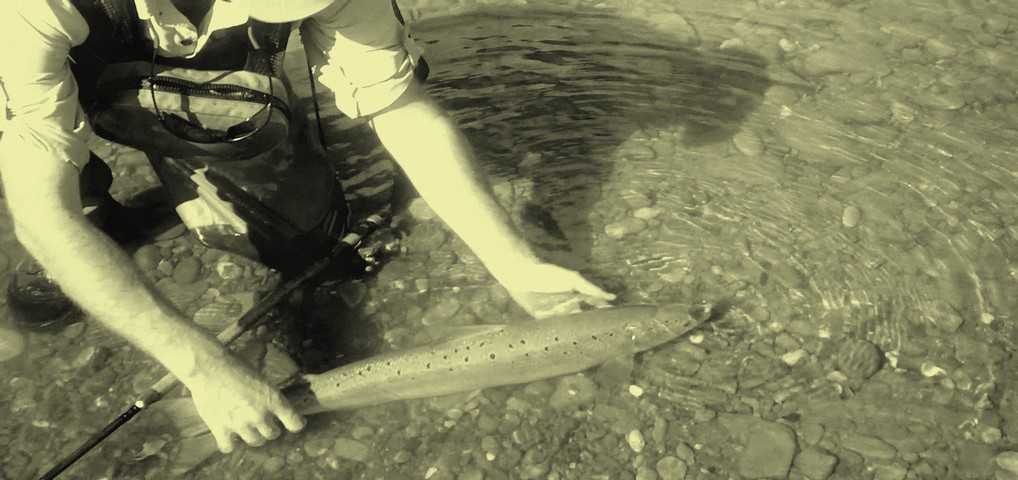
(0, 0), (419, 170)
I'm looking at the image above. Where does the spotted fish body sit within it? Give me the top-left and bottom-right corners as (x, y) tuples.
(286, 303), (713, 413)
(158, 303), (713, 473)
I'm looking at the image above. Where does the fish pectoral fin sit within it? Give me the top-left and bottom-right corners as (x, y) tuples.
(593, 354), (636, 392)
(423, 324), (508, 343)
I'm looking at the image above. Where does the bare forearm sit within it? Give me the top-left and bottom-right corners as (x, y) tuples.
(371, 84), (538, 278)
(15, 217), (222, 379)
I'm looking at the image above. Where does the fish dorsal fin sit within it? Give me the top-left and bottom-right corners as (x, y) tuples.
(423, 324), (508, 343)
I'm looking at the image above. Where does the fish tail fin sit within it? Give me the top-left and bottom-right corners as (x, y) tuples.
(147, 398), (221, 476)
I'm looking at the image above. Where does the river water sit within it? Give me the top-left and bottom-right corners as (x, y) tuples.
(2, 0), (1017, 479)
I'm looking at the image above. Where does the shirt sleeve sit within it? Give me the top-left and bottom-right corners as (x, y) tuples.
(0, 0), (92, 171)
(301, 0), (419, 119)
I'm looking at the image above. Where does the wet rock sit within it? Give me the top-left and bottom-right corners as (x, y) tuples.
(633, 207), (662, 220)
(172, 256), (202, 285)
(192, 300), (241, 331)
(794, 447), (838, 480)
(452, 467), (482, 480)
(841, 433), (896, 461)
(421, 297), (462, 326)
(835, 339), (882, 380)
(61, 321), (86, 339)
(798, 45), (888, 77)
(262, 457), (285, 474)
(332, 438), (370, 463)
(874, 463), (908, 480)
(156, 258), (175, 276)
(0, 326), (26, 362)
(548, 373), (597, 410)
(214, 260), (243, 281)
(155, 278), (209, 309)
(733, 129), (765, 157)
(675, 442), (695, 463)
(133, 245), (161, 272)
(737, 420), (797, 478)
(304, 436), (331, 457)
(408, 198), (437, 221)
(627, 430), (646, 453)
(621, 190), (652, 209)
(842, 206), (862, 228)
(996, 451), (1018, 474)
(800, 420), (825, 446)
(916, 92), (966, 111)
(956, 441), (994, 478)
(605, 218), (647, 239)
(656, 456), (687, 479)
(924, 38), (958, 59)
(392, 450), (412, 464)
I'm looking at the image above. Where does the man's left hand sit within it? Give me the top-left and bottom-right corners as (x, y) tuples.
(495, 262), (616, 319)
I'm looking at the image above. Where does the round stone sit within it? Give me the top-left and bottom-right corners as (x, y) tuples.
(172, 256), (202, 285)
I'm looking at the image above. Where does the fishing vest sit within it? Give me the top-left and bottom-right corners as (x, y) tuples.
(68, 0), (294, 160)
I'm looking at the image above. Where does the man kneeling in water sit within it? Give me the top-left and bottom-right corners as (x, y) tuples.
(0, 0), (614, 454)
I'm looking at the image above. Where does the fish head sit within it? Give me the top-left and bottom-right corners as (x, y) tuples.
(653, 302), (714, 336)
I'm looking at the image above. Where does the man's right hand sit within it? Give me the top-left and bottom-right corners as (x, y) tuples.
(183, 350), (306, 453)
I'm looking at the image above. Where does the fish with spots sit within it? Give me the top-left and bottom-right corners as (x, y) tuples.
(154, 302), (714, 471)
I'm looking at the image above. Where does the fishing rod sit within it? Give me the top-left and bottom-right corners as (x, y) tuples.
(38, 214), (387, 480)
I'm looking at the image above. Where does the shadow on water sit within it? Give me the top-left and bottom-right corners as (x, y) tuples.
(302, 8), (775, 368)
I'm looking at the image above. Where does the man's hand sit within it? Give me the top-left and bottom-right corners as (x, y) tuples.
(184, 351), (306, 453)
(495, 262), (616, 319)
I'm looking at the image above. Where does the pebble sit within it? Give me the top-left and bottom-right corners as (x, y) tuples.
(172, 256), (202, 285)
(840, 433), (897, 461)
(192, 301), (241, 331)
(304, 436), (332, 457)
(457, 468), (484, 480)
(981, 426), (1004, 444)
(392, 450), (412, 464)
(793, 447), (838, 480)
(737, 421), (796, 479)
(656, 456), (688, 479)
(842, 206), (862, 228)
(633, 207), (662, 220)
(629, 385), (644, 397)
(262, 457), (285, 474)
(133, 245), (161, 271)
(627, 430), (646, 453)
(874, 463), (908, 480)
(215, 260), (244, 281)
(605, 218), (647, 239)
(781, 349), (807, 367)
(408, 198), (437, 221)
(835, 339), (882, 380)
(635, 467), (658, 480)
(0, 326), (26, 362)
(332, 438), (370, 463)
(996, 451), (1018, 474)
(156, 258), (174, 276)
(61, 321), (86, 339)
(548, 374), (597, 410)
(674, 443), (695, 463)
(733, 129), (765, 156)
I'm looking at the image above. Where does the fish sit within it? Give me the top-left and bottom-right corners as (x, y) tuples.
(153, 302), (715, 473)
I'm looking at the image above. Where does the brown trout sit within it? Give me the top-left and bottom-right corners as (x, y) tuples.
(155, 302), (714, 472)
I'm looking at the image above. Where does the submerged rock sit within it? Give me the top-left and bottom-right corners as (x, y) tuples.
(737, 418), (798, 477)
(332, 438), (370, 463)
(0, 326), (26, 362)
(793, 447), (838, 480)
(548, 373), (597, 410)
